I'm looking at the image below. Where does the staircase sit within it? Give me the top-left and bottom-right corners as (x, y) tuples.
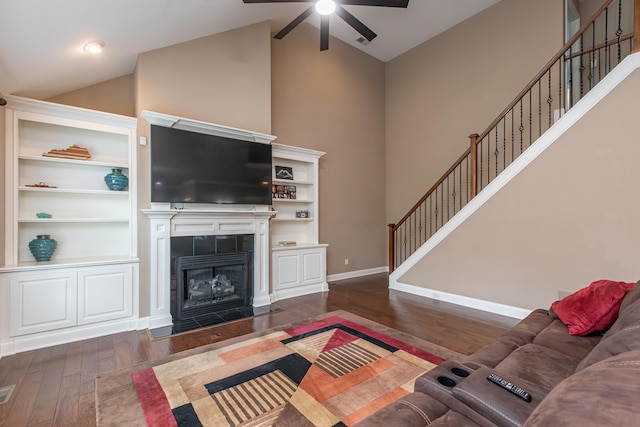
(389, 0), (640, 276)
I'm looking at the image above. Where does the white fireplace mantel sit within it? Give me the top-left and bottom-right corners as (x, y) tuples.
(142, 205), (276, 329)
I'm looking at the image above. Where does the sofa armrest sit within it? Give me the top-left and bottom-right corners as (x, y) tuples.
(354, 392), (448, 427)
(414, 361), (496, 427)
(451, 367), (546, 427)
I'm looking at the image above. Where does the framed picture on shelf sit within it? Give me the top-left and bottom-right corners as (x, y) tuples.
(275, 165), (294, 180)
(272, 184), (296, 199)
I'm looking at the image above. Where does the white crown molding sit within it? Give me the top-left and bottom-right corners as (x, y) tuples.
(4, 94), (136, 127)
(141, 110), (277, 144)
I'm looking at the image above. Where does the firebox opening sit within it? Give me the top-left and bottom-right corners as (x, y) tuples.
(169, 234), (257, 334)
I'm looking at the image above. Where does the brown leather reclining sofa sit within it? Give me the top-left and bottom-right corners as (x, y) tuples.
(357, 281), (640, 426)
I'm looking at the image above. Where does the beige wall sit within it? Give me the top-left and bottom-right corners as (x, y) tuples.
(46, 74), (135, 117)
(385, 0), (563, 223)
(135, 21), (272, 133)
(134, 21), (272, 316)
(399, 69), (640, 310)
(271, 24), (387, 275)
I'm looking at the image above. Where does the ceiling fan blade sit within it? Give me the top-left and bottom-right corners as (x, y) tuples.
(273, 5), (315, 39)
(335, 4), (377, 41)
(341, 0), (409, 7)
(320, 15), (330, 51)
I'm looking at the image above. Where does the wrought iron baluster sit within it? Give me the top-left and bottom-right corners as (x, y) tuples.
(519, 98), (524, 153)
(447, 176), (450, 220)
(511, 108), (514, 162)
(503, 116), (506, 172)
(479, 137), (483, 190)
(558, 59), (563, 120)
(465, 155), (469, 205)
(605, 7), (610, 72)
(486, 135), (489, 188)
(538, 79), (542, 138)
(568, 43), (574, 108)
(441, 185), (445, 228)
(617, 0), (623, 63)
(452, 169), (456, 215)
(547, 69), (553, 128)
(434, 192), (438, 233)
(580, 34), (585, 98)
(529, 90), (532, 147)
(494, 128), (499, 179)
(590, 21), (595, 90)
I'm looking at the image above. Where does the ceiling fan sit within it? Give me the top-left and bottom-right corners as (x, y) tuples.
(243, 0), (410, 51)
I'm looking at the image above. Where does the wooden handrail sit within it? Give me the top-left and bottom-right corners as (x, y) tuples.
(389, 0), (636, 273)
(564, 33), (633, 61)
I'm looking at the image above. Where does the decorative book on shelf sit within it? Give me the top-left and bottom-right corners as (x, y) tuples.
(43, 144), (92, 160)
(278, 241), (296, 247)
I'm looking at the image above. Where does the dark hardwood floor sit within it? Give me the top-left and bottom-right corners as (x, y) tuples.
(0, 273), (518, 426)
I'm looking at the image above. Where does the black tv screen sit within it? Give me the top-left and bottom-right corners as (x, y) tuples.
(150, 125), (272, 204)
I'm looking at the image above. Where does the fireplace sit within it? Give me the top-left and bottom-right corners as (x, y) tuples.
(175, 252), (250, 319)
(143, 205), (276, 330)
(171, 234), (254, 323)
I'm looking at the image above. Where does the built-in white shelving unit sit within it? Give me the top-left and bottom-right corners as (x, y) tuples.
(0, 96), (139, 357)
(271, 143), (328, 300)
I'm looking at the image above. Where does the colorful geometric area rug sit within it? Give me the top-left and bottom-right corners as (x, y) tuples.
(95, 310), (464, 426)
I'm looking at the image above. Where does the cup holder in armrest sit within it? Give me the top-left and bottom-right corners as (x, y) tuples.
(437, 376), (458, 387)
(451, 367), (470, 378)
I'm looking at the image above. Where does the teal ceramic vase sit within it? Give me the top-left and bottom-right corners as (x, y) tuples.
(28, 235), (57, 262)
(104, 168), (128, 191)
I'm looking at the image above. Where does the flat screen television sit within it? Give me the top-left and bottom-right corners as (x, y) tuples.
(150, 125), (272, 204)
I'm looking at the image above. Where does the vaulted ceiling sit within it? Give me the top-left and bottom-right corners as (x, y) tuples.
(0, 0), (499, 99)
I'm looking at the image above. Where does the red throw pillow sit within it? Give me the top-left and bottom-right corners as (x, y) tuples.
(551, 280), (636, 336)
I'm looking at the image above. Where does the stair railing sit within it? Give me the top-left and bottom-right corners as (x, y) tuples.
(389, 0), (639, 272)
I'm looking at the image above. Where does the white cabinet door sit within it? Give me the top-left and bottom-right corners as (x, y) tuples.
(77, 265), (133, 325)
(301, 249), (325, 286)
(10, 271), (77, 336)
(274, 251), (302, 290)
(272, 246), (327, 300)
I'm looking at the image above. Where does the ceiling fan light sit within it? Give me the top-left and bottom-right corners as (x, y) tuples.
(83, 40), (105, 54)
(315, 0), (336, 16)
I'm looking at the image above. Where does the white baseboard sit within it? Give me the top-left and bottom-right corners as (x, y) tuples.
(271, 282), (329, 302)
(390, 281), (531, 320)
(147, 314), (173, 330)
(0, 317), (142, 357)
(327, 266), (388, 283)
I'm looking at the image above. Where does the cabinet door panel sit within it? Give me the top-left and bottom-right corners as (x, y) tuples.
(77, 266), (133, 325)
(302, 251), (324, 284)
(10, 272), (77, 336)
(274, 253), (301, 289)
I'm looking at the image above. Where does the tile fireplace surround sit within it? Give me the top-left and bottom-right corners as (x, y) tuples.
(142, 205), (275, 329)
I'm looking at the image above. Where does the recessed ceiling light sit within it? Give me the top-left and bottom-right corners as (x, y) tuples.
(83, 40), (105, 54)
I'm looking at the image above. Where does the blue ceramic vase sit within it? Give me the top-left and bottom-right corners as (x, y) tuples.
(104, 168), (128, 191)
(28, 235), (57, 262)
